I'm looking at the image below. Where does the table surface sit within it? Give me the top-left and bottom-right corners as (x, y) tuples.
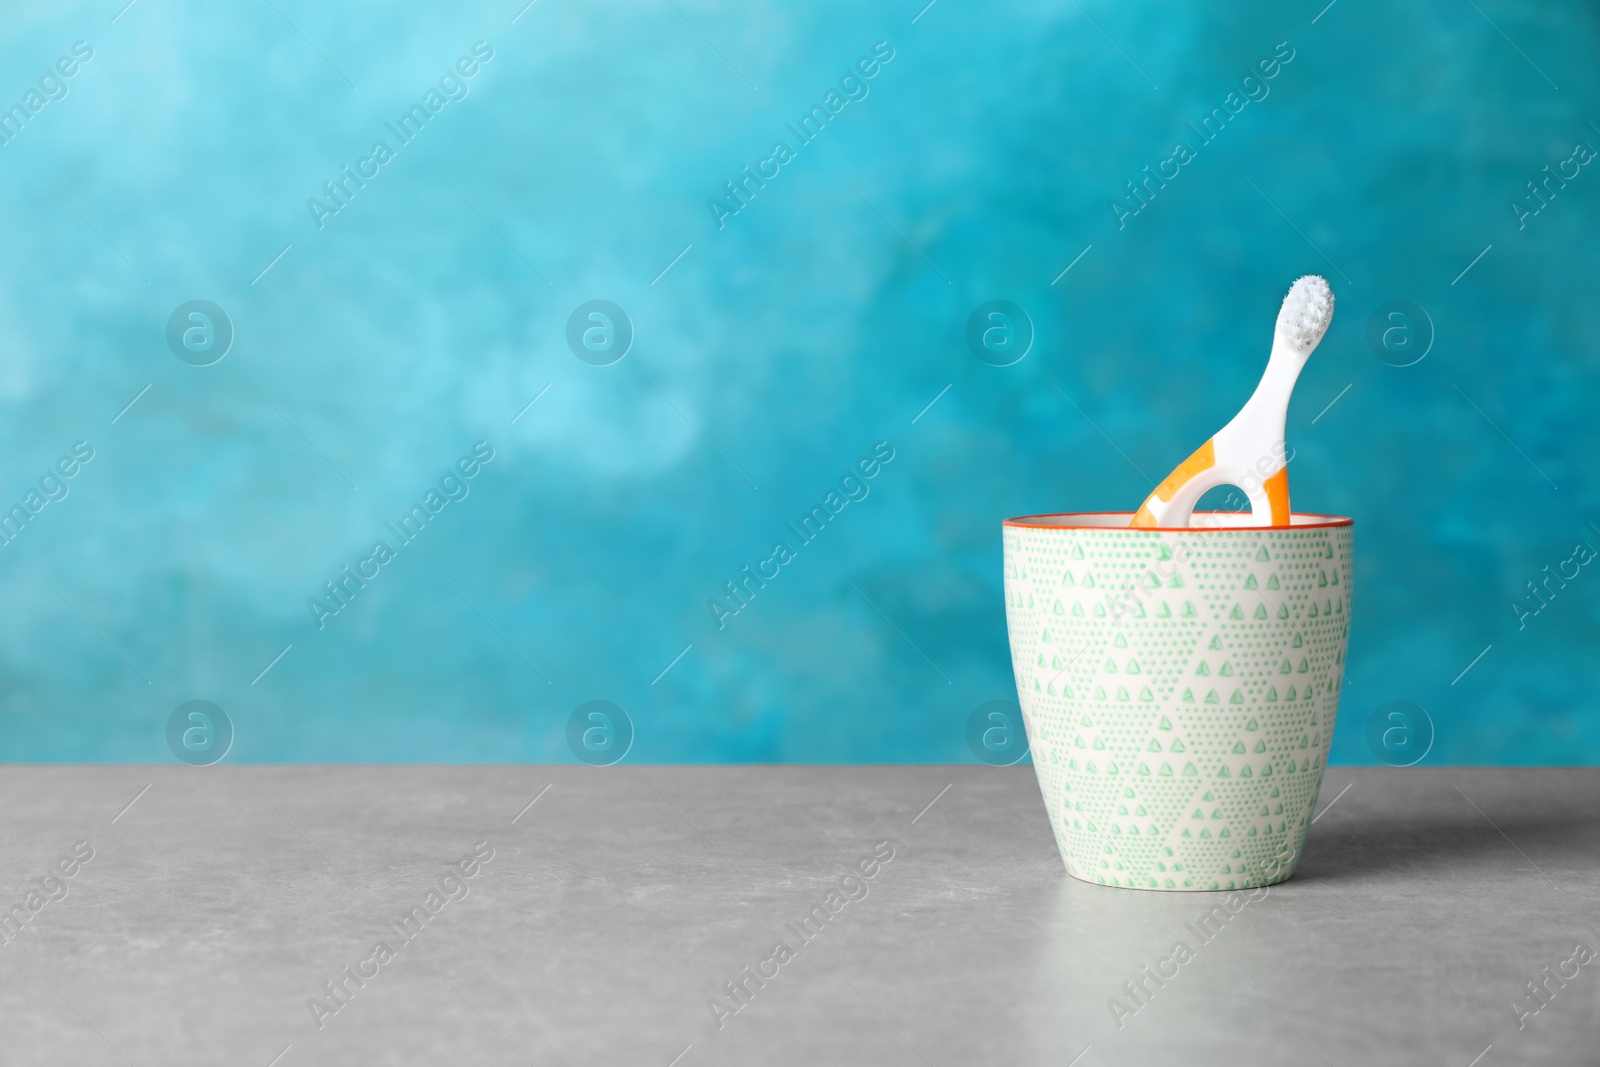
(0, 766), (1596, 1066)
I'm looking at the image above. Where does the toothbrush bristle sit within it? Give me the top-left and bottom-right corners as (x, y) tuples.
(1277, 275), (1334, 351)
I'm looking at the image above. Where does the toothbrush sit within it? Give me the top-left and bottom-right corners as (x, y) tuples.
(1131, 275), (1334, 528)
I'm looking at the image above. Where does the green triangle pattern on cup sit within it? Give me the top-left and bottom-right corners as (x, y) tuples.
(1002, 515), (1353, 891)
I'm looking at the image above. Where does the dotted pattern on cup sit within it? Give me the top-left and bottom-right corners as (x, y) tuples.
(165, 300), (234, 366)
(965, 300), (1033, 367)
(1003, 520), (1352, 891)
(165, 700), (234, 765)
(566, 699), (634, 765)
(566, 300), (634, 366)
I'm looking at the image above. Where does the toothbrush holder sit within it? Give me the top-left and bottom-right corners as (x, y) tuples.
(1002, 511), (1353, 891)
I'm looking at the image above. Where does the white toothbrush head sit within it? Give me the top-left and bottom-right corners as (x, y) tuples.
(1275, 275), (1334, 354)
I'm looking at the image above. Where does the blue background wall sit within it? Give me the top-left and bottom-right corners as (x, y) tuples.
(0, 0), (1595, 763)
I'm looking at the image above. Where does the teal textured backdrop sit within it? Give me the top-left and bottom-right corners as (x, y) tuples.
(0, 0), (1595, 762)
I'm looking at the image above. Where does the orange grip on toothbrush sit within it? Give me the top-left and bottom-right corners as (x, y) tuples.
(1263, 467), (1290, 525)
(1131, 440), (1215, 527)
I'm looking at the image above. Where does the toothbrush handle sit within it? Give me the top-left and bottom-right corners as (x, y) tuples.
(1131, 440), (1215, 527)
(1131, 439), (1290, 528)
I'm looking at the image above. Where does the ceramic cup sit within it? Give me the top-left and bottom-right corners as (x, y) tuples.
(1002, 511), (1353, 891)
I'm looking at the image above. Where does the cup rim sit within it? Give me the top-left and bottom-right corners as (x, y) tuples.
(1002, 510), (1354, 532)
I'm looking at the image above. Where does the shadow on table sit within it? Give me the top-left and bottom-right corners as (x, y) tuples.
(1294, 806), (1596, 885)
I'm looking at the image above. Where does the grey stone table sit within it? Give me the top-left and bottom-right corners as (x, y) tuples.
(0, 767), (1596, 1065)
